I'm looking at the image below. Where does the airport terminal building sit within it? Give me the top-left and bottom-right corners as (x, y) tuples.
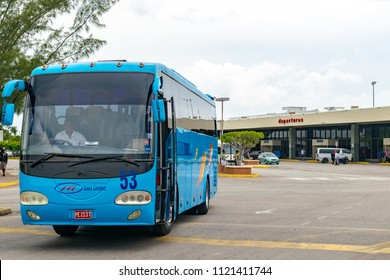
(221, 106), (390, 162)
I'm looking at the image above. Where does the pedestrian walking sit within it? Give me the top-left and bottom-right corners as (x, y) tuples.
(335, 149), (340, 165)
(0, 147), (9, 176)
(331, 149), (336, 165)
(221, 149), (227, 172)
(300, 149), (305, 160)
(234, 150), (240, 166)
(378, 150), (383, 163)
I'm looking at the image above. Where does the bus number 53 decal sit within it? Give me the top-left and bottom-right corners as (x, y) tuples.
(120, 170), (137, 190)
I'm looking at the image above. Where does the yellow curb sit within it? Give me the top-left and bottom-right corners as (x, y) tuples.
(252, 165), (270, 168)
(0, 180), (19, 188)
(218, 173), (259, 178)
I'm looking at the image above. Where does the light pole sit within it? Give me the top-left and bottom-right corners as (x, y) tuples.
(215, 97), (230, 140)
(372, 81), (377, 107)
(216, 97), (230, 165)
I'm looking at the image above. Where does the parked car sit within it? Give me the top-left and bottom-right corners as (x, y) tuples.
(258, 152), (280, 165)
(248, 150), (261, 159)
(4, 149), (13, 157)
(13, 150), (20, 157)
(315, 147), (353, 164)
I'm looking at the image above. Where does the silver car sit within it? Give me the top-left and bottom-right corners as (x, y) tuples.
(258, 152), (280, 165)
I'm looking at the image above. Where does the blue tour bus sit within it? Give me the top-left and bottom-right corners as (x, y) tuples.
(1, 61), (218, 236)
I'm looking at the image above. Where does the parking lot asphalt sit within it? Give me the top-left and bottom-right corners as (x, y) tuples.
(0, 160), (19, 216)
(1, 159), (388, 216)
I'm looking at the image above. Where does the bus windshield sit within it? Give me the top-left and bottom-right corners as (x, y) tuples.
(21, 72), (155, 179)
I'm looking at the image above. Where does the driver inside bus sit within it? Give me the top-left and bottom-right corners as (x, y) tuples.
(54, 119), (87, 146)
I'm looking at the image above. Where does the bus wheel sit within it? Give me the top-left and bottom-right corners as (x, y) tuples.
(53, 225), (78, 237)
(153, 203), (174, 236)
(197, 180), (210, 215)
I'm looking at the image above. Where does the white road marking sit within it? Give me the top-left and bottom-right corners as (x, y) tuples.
(255, 209), (276, 214)
(285, 177), (390, 181)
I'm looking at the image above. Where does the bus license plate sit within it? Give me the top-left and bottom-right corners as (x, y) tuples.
(74, 210), (92, 219)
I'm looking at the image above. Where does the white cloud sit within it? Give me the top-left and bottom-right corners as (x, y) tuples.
(10, 0), (390, 133)
(181, 60), (365, 119)
(63, 0), (390, 121)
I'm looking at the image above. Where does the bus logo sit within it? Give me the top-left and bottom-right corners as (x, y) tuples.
(55, 183), (83, 194)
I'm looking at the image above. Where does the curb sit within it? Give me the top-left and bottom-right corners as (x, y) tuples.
(252, 165), (270, 169)
(0, 180), (19, 188)
(281, 159), (300, 162)
(218, 173), (260, 178)
(0, 178), (18, 217)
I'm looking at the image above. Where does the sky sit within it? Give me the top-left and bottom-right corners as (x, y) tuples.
(13, 0), (390, 130)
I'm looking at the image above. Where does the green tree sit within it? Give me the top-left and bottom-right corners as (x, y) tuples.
(0, 124), (21, 151)
(222, 131), (265, 159)
(9, 125), (17, 136)
(0, 0), (119, 114)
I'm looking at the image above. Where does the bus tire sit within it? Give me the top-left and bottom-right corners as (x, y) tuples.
(153, 203), (174, 236)
(197, 179), (210, 215)
(53, 225), (78, 236)
(152, 186), (177, 236)
(321, 158), (329, 163)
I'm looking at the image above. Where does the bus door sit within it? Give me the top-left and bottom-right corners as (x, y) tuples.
(168, 97), (177, 219)
(153, 97), (177, 235)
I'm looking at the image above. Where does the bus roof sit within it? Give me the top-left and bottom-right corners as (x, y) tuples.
(30, 61), (215, 106)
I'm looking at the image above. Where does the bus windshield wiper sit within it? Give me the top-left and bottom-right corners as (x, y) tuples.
(31, 153), (93, 168)
(67, 156), (141, 167)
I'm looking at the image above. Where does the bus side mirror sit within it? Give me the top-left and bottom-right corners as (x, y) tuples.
(152, 77), (161, 95)
(151, 100), (166, 122)
(1, 80), (26, 125)
(2, 80), (26, 98)
(1, 103), (15, 125)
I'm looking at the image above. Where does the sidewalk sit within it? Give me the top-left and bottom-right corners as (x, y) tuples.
(0, 165), (19, 216)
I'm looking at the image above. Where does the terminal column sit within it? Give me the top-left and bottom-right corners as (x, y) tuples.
(289, 127), (297, 159)
(351, 124), (359, 162)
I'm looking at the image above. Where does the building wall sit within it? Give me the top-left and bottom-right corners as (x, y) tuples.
(223, 106), (390, 131)
(218, 106), (390, 161)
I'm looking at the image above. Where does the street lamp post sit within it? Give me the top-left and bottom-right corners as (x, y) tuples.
(372, 81), (377, 107)
(216, 97), (230, 166)
(215, 97), (230, 140)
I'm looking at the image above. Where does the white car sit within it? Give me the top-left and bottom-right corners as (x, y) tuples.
(4, 149), (13, 157)
(315, 147), (353, 164)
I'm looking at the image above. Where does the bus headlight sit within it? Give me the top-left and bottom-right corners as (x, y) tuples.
(128, 210), (142, 220)
(115, 191), (152, 205)
(21, 191), (48, 205)
(26, 210), (41, 220)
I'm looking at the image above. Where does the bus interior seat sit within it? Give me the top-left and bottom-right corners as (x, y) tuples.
(86, 106), (104, 141)
(102, 109), (120, 147)
(121, 106), (144, 148)
(65, 107), (86, 135)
